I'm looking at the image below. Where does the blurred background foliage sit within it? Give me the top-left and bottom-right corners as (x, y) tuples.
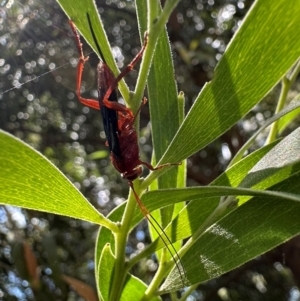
(0, 0), (300, 300)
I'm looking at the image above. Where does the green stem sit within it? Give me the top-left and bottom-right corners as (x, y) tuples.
(109, 1), (181, 299)
(101, 218), (120, 234)
(178, 284), (198, 301)
(132, 0), (180, 113)
(266, 59), (300, 144)
(152, 0), (180, 35)
(108, 186), (139, 301)
(288, 59), (300, 83)
(148, 0), (159, 28)
(140, 252), (169, 301)
(170, 291), (179, 301)
(265, 77), (290, 144)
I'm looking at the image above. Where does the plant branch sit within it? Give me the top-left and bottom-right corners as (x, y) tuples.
(266, 59), (300, 144)
(108, 186), (139, 301)
(132, 0), (180, 113)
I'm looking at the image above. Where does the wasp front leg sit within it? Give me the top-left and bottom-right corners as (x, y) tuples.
(69, 20), (100, 110)
(100, 33), (149, 115)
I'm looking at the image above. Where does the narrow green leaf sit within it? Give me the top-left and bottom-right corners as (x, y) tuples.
(230, 95), (300, 166)
(136, 1), (183, 262)
(239, 127), (300, 191)
(98, 244), (115, 301)
(120, 275), (161, 301)
(56, 0), (129, 100)
(0, 130), (108, 225)
(88, 150), (109, 160)
(160, 0), (300, 165)
(136, 3), (180, 186)
(230, 126), (300, 206)
(278, 106), (300, 134)
(96, 224), (162, 301)
(137, 185), (300, 226)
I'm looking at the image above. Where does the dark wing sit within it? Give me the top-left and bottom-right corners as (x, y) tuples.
(98, 86), (121, 157)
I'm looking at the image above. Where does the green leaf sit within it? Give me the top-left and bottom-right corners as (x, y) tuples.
(98, 244), (115, 301)
(96, 230), (162, 301)
(278, 106), (300, 134)
(238, 127), (300, 192)
(137, 2), (180, 170)
(132, 126), (300, 261)
(88, 150), (109, 160)
(162, 173), (300, 292)
(135, 141), (280, 256)
(146, 17), (181, 229)
(230, 95), (300, 166)
(161, 126), (300, 291)
(0, 130), (108, 226)
(120, 275), (162, 301)
(57, 0), (130, 100)
(136, 2), (184, 263)
(159, 0), (300, 165)
(134, 185), (300, 239)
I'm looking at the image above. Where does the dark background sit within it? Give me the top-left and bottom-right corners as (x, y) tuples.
(0, 0), (300, 300)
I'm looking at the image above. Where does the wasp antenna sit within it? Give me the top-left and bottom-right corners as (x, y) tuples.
(148, 213), (187, 286)
(129, 182), (187, 286)
(86, 12), (106, 63)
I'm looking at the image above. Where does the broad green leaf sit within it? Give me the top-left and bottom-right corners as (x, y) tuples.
(0, 130), (108, 225)
(159, 0), (300, 165)
(162, 172), (300, 292)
